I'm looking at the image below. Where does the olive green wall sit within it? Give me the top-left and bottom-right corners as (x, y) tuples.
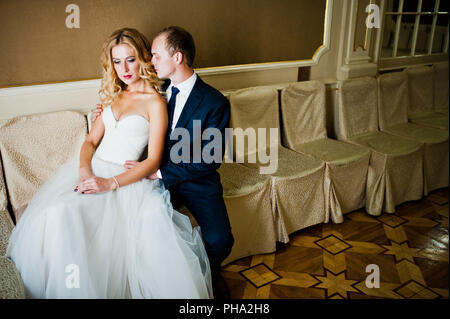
(0, 0), (326, 86)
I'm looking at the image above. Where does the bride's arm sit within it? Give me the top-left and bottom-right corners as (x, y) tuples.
(77, 115), (105, 184)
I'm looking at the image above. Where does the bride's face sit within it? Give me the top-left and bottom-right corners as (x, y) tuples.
(111, 43), (141, 86)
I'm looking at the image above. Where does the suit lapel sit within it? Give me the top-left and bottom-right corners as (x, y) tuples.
(174, 76), (204, 129)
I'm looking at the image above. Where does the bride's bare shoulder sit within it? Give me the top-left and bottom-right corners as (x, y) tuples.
(138, 87), (165, 104)
(136, 88), (165, 119)
(145, 90), (166, 110)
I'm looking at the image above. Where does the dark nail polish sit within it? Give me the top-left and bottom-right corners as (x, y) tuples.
(81, 192), (85, 194)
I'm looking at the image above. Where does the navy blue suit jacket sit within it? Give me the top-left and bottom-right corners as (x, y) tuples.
(159, 75), (230, 191)
(159, 76), (234, 271)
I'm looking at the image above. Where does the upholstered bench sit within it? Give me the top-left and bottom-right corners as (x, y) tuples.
(0, 111), (88, 299)
(1, 162), (24, 298)
(0, 256), (25, 298)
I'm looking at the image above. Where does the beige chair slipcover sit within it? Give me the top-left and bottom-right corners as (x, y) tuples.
(0, 158), (14, 256)
(0, 256), (25, 299)
(0, 155), (7, 212)
(434, 62), (449, 115)
(0, 208), (14, 256)
(406, 66), (448, 130)
(338, 76), (425, 216)
(218, 163), (276, 265)
(378, 71), (449, 195)
(0, 111), (88, 222)
(280, 81), (370, 223)
(0, 158), (24, 299)
(228, 86), (326, 243)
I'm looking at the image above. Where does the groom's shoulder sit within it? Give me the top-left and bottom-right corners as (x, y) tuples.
(196, 76), (228, 105)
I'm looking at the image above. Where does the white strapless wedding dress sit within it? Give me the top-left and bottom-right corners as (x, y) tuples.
(6, 106), (213, 299)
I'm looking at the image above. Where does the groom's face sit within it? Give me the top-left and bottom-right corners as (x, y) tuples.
(151, 34), (176, 80)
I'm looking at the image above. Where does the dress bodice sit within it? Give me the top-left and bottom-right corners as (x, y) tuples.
(94, 106), (149, 165)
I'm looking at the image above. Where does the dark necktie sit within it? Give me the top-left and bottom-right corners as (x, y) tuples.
(167, 86), (180, 131)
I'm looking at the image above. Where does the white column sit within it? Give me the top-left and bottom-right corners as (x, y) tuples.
(337, 0), (379, 80)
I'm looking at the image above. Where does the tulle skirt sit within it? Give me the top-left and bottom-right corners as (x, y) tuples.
(6, 154), (213, 299)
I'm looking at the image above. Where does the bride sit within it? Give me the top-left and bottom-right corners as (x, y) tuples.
(6, 28), (213, 299)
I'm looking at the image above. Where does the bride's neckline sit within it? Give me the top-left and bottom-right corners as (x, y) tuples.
(109, 106), (149, 124)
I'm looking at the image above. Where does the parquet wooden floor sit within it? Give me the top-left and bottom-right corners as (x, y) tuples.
(221, 188), (449, 299)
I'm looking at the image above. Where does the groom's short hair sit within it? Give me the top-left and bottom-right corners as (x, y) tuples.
(157, 26), (196, 67)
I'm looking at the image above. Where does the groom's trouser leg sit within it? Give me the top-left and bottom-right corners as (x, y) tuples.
(168, 187), (184, 209)
(175, 174), (234, 277)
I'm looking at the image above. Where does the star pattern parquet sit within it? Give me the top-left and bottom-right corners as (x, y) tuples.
(221, 188), (449, 299)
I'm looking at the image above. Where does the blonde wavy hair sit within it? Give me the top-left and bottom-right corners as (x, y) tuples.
(99, 28), (161, 106)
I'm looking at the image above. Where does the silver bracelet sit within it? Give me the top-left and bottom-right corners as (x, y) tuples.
(112, 176), (120, 190)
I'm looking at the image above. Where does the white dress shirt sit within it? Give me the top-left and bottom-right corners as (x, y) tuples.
(166, 72), (197, 131)
(156, 72), (198, 179)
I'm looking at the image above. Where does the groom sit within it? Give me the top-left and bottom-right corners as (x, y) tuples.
(94, 26), (234, 299)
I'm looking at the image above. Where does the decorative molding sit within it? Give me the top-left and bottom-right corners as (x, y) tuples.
(191, 0), (334, 76)
(373, 0), (387, 63)
(0, 0), (334, 91)
(340, 62), (378, 78)
(0, 79), (101, 97)
(338, 0), (378, 80)
(345, 47), (372, 64)
(345, 0), (374, 64)
(378, 54), (449, 70)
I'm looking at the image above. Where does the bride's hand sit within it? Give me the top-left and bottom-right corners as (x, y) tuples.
(75, 168), (94, 192)
(77, 176), (116, 194)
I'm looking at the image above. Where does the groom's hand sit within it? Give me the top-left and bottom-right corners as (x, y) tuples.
(124, 160), (160, 180)
(92, 104), (103, 123)
(147, 172), (160, 180)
